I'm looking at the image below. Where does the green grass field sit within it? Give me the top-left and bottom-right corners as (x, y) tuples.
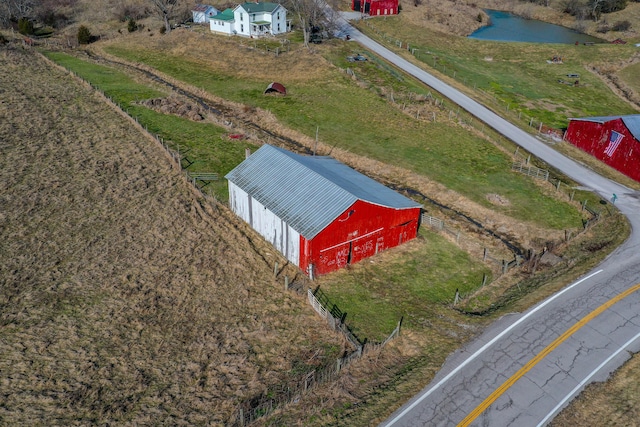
(317, 229), (492, 341)
(91, 39), (584, 230)
(42, 51), (258, 199)
(355, 17), (639, 129)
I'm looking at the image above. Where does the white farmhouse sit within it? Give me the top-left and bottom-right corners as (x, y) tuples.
(209, 2), (290, 37)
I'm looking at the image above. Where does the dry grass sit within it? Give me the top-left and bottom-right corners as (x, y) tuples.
(551, 353), (640, 426)
(0, 44), (344, 425)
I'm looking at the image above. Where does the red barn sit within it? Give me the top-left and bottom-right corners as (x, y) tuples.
(564, 115), (640, 182)
(225, 145), (422, 278)
(352, 0), (399, 16)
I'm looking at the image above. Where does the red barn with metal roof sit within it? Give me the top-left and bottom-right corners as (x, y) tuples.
(225, 145), (422, 278)
(351, 0), (398, 16)
(564, 114), (640, 182)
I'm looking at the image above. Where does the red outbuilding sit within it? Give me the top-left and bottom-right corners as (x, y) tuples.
(351, 0), (398, 16)
(225, 145), (422, 278)
(564, 114), (640, 183)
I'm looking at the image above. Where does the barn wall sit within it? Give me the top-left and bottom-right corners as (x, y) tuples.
(565, 119), (640, 182)
(369, 0), (398, 15)
(228, 182), (300, 265)
(299, 200), (420, 277)
(352, 0), (398, 15)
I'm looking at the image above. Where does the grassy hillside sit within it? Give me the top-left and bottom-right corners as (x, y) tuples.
(0, 45), (343, 425)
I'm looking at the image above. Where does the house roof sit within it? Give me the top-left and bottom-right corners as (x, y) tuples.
(215, 8), (235, 21)
(237, 2), (284, 13)
(570, 114), (640, 140)
(225, 145), (421, 239)
(192, 4), (215, 13)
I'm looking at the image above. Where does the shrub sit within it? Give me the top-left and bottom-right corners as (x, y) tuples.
(612, 20), (631, 31)
(0, 33), (7, 44)
(18, 17), (34, 35)
(477, 13), (483, 23)
(77, 25), (92, 44)
(127, 18), (138, 32)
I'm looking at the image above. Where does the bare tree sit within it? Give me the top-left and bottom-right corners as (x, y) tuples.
(285, 0), (341, 47)
(0, 0), (36, 26)
(148, 0), (180, 33)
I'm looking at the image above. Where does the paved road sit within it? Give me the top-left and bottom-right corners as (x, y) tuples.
(336, 15), (640, 427)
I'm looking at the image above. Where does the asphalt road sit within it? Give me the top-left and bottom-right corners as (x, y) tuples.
(336, 15), (640, 427)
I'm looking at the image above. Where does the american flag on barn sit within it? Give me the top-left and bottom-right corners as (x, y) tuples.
(564, 114), (640, 183)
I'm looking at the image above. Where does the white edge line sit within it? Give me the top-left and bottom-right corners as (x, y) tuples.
(382, 269), (603, 427)
(536, 330), (640, 427)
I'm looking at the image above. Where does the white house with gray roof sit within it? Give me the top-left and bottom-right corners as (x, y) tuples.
(209, 2), (290, 37)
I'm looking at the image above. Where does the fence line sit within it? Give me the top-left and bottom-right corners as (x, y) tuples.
(230, 288), (402, 426)
(511, 161), (550, 181)
(359, 19), (565, 138)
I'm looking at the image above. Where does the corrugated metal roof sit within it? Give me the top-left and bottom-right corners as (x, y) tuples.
(622, 115), (640, 139)
(192, 4), (214, 13)
(570, 114), (640, 139)
(225, 145), (421, 239)
(215, 8), (235, 21)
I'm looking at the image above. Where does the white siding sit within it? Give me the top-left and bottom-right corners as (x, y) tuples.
(209, 19), (234, 35)
(234, 7), (251, 36)
(228, 182), (300, 265)
(271, 6), (287, 35)
(193, 11), (206, 23)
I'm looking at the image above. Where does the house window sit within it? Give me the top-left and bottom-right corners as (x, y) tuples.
(277, 12), (280, 19)
(241, 24), (244, 32)
(252, 14), (255, 20)
(277, 23), (280, 31)
(240, 13), (243, 21)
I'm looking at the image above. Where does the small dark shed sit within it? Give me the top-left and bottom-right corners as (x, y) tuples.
(264, 82), (286, 95)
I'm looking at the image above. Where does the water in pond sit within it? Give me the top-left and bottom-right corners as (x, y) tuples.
(469, 10), (603, 44)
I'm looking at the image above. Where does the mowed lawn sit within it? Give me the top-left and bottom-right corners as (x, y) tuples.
(92, 30), (583, 230)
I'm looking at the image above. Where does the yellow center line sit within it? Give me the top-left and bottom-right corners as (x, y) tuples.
(458, 282), (640, 427)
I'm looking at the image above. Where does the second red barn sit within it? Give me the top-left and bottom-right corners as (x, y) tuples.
(564, 114), (640, 183)
(351, 0), (399, 16)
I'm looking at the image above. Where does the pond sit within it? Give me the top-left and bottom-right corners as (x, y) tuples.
(469, 9), (604, 44)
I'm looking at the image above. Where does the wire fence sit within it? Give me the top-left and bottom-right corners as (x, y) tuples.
(358, 19), (566, 139)
(229, 287), (403, 426)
